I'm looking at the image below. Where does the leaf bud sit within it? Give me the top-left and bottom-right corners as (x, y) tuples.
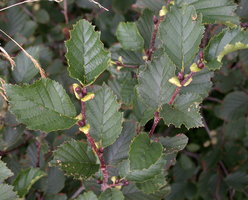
(159, 6), (168, 17)
(77, 120), (85, 127)
(190, 63), (202, 72)
(177, 72), (184, 81)
(81, 93), (95, 102)
(73, 83), (82, 100)
(79, 124), (90, 134)
(98, 147), (104, 154)
(169, 76), (181, 87)
(153, 16), (159, 24)
(198, 62), (205, 69)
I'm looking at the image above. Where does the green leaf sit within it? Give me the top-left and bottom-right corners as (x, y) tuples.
(12, 46), (39, 83)
(133, 91), (155, 126)
(159, 134), (189, 154)
(0, 184), (18, 200)
(119, 134), (166, 182)
(136, 53), (177, 110)
(122, 183), (167, 200)
(0, 158), (13, 182)
(159, 6), (204, 70)
(44, 167), (65, 194)
(137, 9), (155, 49)
(66, 19), (110, 86)
(161, 93), (203, 129)
(135, 172), (167, 194)
(205, 28), (248, 70)
(116, 22), (144, 51)
(176, 0), (240, 26)
(225, 172), (248, 191)
(50, 139), (99, 180)
(112, 0), (134, 14)
(111, 47), (144, 66)
(99, 188), (124, 200)
(119, 157), (166, 182)
(6, 5), (29, 35)
(45, 194), (67, 200)
(76, 191), (98, 200)
(217, 91), (248, 121)
(0, 126), (24, 151)
(104, 121), (136, 165)
(13, 168), (46, 197)
(86, 84), (123, 148)
(129, 133), (163, 170)
(108, 71), (137, 105)
(134, 0), (165, 12)
(5, 78), (77, 132)
(181, 68), (214, 98)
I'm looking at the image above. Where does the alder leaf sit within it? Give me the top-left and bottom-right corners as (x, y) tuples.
(108, 71), (137, 106)
(99, 188), (124, 200)
(205, 28), (248, 70)
(134, 0), (165, 12)
(176, 0), (240, 26)
(66, 19), (110, 86)
(0, 159), (18, 200)
(136, 53), (177, 110)
(0, 158), (13, 182)
(159, 5), (204, 70)
(0, 184), (18, 200)
(133, 91), (155, 126)
(217, 91), (248, 121)
(50, 139), (100, 180)
(181, 68), (214, 98)
(161, 93), (203, 129)
(76, 191), (98, 200)
(135, 172), (167, 194)
(129, 133), (163, 171)
(12, 46), (39, 83)
(104, 121), (136, 165)
(116, 22), (144, 51)
(136, 9), (155, 49)
(5, 78), (77, 132)
(13, 168), (46, 197)
(159, 134), (189, 154)
(86, 84), (123, 148)
(119, 134), (166, 182)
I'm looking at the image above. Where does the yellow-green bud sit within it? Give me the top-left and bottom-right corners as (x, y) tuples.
(81, 93), (95, 102)
(79, 124), (90, 134)
(190, 63), (202, 72)
(169, 76), (181, 87)
(159, 6), (168, 17)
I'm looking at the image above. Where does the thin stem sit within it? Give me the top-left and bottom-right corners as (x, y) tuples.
(0, 0), (40, 12)
(70, 184), (85, 199)
(63, 0), (69, 24)
(79, 87), (109, 191)
(205, 97), (222, 104)
(35, 140), (41, 168)
(149, 111), (160, 137)
(201, 112), (212, 139)
(147, 16), (165, 61)
(115, 61), (139, 69)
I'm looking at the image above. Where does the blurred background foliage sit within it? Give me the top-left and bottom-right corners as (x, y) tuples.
(0, 0), (247, 199)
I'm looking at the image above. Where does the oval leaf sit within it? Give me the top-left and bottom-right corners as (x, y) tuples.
(5, 78), (77, 132)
